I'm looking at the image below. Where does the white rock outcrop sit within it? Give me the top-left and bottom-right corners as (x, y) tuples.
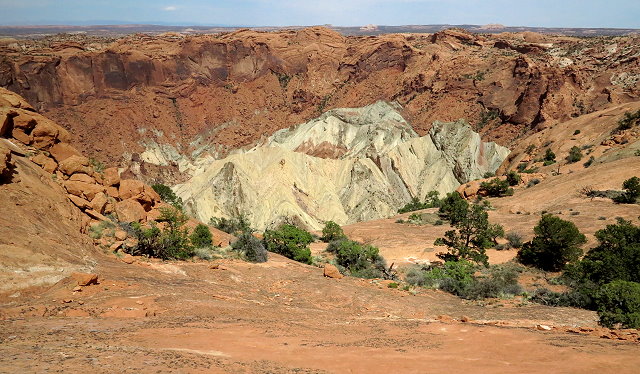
(174, 101), (510, 230)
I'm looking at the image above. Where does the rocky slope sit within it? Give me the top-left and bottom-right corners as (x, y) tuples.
(0, 88), (176, 291)
(174, 101), (509, 230)
(1, 28), (638, 183)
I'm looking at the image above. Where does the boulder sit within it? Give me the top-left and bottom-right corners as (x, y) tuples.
(106, 186), (120, 199)
(70, 272), (99, 286)
(0, 144), (11, 177)
(0, 108), (13, 137)
(68, 195), (91, 210)
(11, 128), (32, 145)
(12, 112), (36, 132)
(114, 230), (128, 241)
(85, 209), (108, 221)
(49, 142), (82, 163)
(58, 155), (90, 176)
(31, 153), (58, 173)
(31, 119), (60, 149)
(69, 173), (96, 184)
(139, 184), (161, 210)
(63, 180), (105, 201)
(323, 264), (344, 279)
(102, 167), (120, 186)
(90, 192), (108, 214)
(115, 199), (147, 223)
(119, 179), (145, 200)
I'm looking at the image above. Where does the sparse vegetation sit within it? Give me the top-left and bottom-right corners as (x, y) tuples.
(89, 220), (115, 239)
(517, 215), (586, 271)
(89, 157), (105, 174)
(405, 261), (523, 300)
(616, 109), (640, 132)
(232, 232), (268, 263)
(506, 232), (524, 249)
(263, 224), (313, 264)
(573, 129), (581, 135)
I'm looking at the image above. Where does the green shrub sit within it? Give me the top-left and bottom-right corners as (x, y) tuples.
(480, 178), (514, 197)
(190, 224), (213, 248)
(566, 146), (583, 163)
(263, 224), (313, 264)
(320, 221), (346, 242)
(152, 184), (183, 210)
(328, 239), (386, 279)
(595, 281), (640, 328)
(573, 129), (581, 135)
(544, 148), (556, 163)
(506, 171), (521, 186)
(483, 171), (496, 178)
(517, 215), (586, 271)
(210, 214), (252, 234)
(612, 176), (640, 204)
(387, 282), (399, 289)
(232, 232), (268, 263)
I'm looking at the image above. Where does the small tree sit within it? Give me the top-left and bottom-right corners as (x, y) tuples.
(506, 171), (521, 186)
(438, 192), (469, 224)
(517, 214), (586, 271)
(152, 184), (183, 210)
(157, 207), (193, 259)
(435, 203), (503, 266)
(232, 232), (268, 263)
(190, 224), (213, 248)
(321, 221), (346, 242)
(612, 176), (640, 204)
(543, 148), (556, 166)
(566, 146), (583, 163)
(480, 178), (514, 197)
(263, 224), (313, 264)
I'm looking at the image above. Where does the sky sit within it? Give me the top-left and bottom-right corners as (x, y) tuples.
(0, 0), (639, 28)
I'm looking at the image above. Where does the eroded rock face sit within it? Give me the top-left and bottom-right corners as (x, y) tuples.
(1, 28), (637, 183)
(174, 102), (509, 230)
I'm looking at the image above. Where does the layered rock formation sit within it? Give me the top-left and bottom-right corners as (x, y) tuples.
(1, 28), (638, 182)
(174, 102), (509, 230)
